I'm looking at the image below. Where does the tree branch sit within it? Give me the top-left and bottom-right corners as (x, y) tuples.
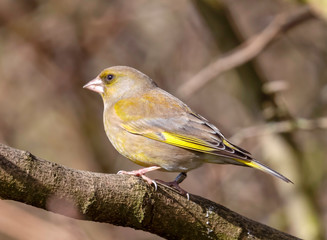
(0, 143), (298, 240)
(176, 6), (316, 99)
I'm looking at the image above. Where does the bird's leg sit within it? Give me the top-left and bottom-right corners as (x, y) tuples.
(156, 172), (190, 199)
(175, 172), (187, 184)
(117, 166), (161, 190)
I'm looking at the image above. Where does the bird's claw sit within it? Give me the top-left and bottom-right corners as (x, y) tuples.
(117, 169), (158, 191)
(151, 180), (158, 191)
(155, 179), (190, 200)
(117, 170), (126, 175)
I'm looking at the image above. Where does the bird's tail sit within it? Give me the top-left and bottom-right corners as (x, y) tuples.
(235, 158), (293, 184)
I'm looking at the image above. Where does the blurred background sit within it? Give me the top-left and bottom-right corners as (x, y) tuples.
(0, 0), (326, 239)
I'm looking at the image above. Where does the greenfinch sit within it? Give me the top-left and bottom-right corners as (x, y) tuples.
(84, 66), (292, 192)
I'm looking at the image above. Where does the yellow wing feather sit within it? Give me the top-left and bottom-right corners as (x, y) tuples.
(160, 132), (216, 152)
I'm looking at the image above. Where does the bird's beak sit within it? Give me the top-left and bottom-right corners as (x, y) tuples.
(83, 77), (104, 93)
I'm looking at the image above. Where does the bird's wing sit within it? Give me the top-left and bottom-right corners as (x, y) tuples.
(113, 89), (251, 160)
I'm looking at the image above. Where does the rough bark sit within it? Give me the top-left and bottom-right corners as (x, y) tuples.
(0, 143), (299, 240)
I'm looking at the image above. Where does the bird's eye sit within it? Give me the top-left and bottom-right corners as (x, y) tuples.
(106, 74), (114, 81)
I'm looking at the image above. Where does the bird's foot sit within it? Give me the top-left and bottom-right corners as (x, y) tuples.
(156, 172), (190, 200)
(117, 166), (161, 190)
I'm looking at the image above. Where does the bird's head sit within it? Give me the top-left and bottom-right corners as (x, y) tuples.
(83, 66), (157, 102)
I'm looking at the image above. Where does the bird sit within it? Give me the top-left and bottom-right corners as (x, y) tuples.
(83, 66), (292, 195)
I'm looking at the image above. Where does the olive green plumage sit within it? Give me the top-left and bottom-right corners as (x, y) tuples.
(84, 66), (292, 184)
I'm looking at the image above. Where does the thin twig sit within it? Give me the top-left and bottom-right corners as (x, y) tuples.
(176, 6), (316, 98)
(229, 117), (327, 144)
